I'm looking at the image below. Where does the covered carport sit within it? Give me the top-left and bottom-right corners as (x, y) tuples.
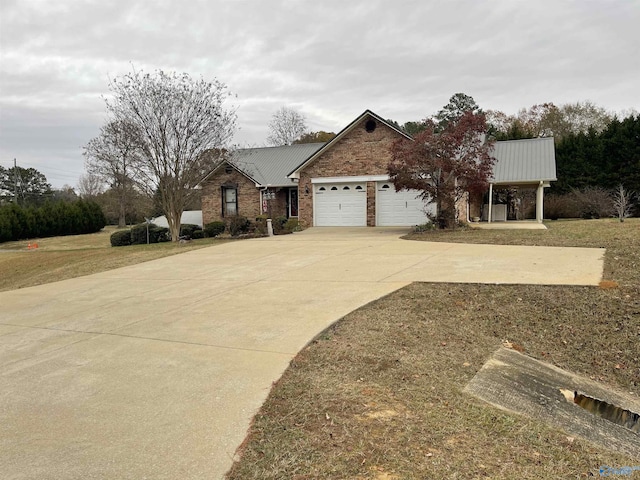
(483, 137), (557, 224)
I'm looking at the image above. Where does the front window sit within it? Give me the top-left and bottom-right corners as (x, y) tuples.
(222, 187), (237, 216)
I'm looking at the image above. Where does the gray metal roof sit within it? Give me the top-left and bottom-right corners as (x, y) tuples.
(491, 137), (557, 184)
(230, 143), (325, 187)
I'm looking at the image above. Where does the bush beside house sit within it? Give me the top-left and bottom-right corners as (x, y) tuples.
(204, 221), (225, 237)
(110, 223), (170, 247)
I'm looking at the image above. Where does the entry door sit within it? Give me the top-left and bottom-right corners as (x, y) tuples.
(314, 183), (366, 226)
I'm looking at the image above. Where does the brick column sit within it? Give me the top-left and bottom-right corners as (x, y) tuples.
(367, 181), (376, 226)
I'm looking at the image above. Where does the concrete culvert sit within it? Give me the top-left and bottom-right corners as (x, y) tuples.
(561, 389), (640, 433)
(465, 347), (640, 458)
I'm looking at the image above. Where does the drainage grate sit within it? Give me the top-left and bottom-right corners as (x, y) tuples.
(562, 389), (640, 433)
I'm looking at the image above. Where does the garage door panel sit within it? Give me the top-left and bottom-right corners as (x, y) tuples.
(377, 183), (434, 226)
(315, 183), (366, 226)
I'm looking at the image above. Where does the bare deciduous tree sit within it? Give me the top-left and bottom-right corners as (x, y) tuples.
(105, 68), (237, 241)
(571, 186), (614, 219)
(613, 185), (635, 222)
(76, 173), (105, 199)
(267, 107), (307, 146)
(83, 120), (141, 227)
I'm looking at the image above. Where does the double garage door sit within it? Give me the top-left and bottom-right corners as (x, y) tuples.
(314, 182), (434, 227)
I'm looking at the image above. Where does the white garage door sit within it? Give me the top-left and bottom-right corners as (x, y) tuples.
(314, 183), (367, 226)
(376, 182), (434, 226)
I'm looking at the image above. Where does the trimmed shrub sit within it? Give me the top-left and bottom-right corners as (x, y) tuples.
(272, 216), (288, 234)
(284, 218), (300, 233)
(282, 218), (299, 234)
(148, 225), (170, 244)
(110, 229), (132, 247)
(204, 221), (225, 237)
(180, 224), (201, 238)
(254, 215), (268, 235)
(226, 216), (250, 237)
(191, 229), (204, 239)
(271, 216), (299, 235)
(129, 223), (169, 245)
(130, 223), (149, 245)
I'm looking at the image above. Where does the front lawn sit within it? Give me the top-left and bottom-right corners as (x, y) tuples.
(0, 227), (230, 292)
(227, 219), (640, 479)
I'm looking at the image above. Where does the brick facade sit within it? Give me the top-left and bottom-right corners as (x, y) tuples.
(201, 165), (293, 225)
(297, 117), (405, 227)
(201, 113), (414, 228)
(201, 164), (261, 225)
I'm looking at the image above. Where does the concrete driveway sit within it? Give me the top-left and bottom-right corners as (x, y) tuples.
(0, 228), (604, 479)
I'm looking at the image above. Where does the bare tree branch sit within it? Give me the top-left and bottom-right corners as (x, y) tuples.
(83, 119), (143, 227)
(267, 107), (307, 146)
(104, 68), (237, 240)
(613, 185), (636, 222)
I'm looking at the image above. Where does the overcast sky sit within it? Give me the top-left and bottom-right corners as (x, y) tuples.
(1, 0), (638, 188)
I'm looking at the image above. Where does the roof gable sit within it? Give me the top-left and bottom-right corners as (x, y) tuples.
(491, 137), (557, 184)
(287, 110), (412, 178)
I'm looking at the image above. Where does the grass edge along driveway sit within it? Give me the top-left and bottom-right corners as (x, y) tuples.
(226, 219), (640, 480)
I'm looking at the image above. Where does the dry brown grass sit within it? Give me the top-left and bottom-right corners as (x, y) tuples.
(0, 227), (230, 292)
(227, 219), (640, 479)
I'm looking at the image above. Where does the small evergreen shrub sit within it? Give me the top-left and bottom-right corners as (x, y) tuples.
(226, 215), (250, 236)
(180, 224), (201, 238)
(282, 218), (299, 233)
(272, 216), (288, 234)
(127, 223), (169, 245)
(110, 229), (132, 247)
(254, 215), (268, 235)
(148, 225), (170, 243)
(191, 229), (204, 239)
(130, 223), (150, 244)
(204, 221), (225, 237)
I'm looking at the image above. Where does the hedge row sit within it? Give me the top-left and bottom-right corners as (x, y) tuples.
(110, 223), (206, 247)
(110, 223), (171, 247)
(0, 200), (106, 243)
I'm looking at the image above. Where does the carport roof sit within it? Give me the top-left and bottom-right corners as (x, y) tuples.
(491, 137), (557, 184)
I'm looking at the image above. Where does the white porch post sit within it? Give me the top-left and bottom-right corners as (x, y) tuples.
(536, 181), (544, 223)
(488, 183), (493, 223)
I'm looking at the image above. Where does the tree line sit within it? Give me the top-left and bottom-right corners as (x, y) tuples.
(0, 165), (80, 206)
(0, 199), (106, 243)
(553, 114), (639, 195)
(385, 94), (638, 222)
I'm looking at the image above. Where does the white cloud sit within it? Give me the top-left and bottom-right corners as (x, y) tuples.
(1, 0), (638, 187)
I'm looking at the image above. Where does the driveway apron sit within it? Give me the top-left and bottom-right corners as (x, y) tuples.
(0, 228), (605, 479)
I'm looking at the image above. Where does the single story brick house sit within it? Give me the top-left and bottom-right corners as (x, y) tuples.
(200, 110), (556, 227)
